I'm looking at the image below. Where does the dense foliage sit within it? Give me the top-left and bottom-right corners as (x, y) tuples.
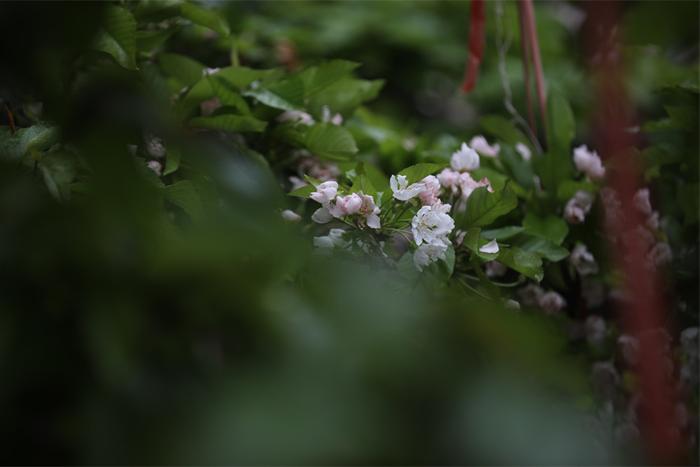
(0, 1), (697, 464)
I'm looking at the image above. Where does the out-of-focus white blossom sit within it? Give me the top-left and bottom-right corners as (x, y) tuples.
(585, 315), (607, 350)
(564, 190), (594, 224)
(479, 239), (499, 254)
(411, 203), (455, 247)
(573, 145), (606, 181)
(281, 209), (301, 222)
(277, 110), (315, 126)
(505, 299), (521, 310)
(618, 334), (639, 367)
(518, 283), (545, 307)
(313, 228), (348, 250)
(681, 327), (699, 359)
(450, 142), (480, 172)
(646, 211), (660, 231)
(390, 174), (424, 201)
(418, 175), (441, 206)
(322, 106), (343, 126)
(485, 260), (507, 278)
(145, 134), (166, 159)
(469, 135), (500, 158)
(202, 67), (220, 76)
(647, 241), (672, 266)
(633, 188), (653, 216)
(329, 193), (363, 218)
(310, 181), (338, 205)
(570, 243), (599, 276)
(413, 242), (448, 271)
(200, 97), (222, 116)
(515, 142), (532, 161)
(539, 291), (567, 314)
(147, 160), (163, 176)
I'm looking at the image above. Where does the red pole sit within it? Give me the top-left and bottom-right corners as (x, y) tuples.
(585, 1), (683, 463)
(461, 0), (485, 93)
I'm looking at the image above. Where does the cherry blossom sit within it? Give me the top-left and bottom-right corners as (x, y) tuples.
(469, 135), (500, 157)
(450, 142), (480, 172)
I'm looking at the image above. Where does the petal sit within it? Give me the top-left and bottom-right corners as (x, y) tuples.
(311, 207), (333, 224)
(479, 239), (500, 254)
(366, 213), (381, 229)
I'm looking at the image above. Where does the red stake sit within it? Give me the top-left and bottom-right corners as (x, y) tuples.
(585, 1), (684, 463)
(519, 0), (547, 141)
(461, 0), (485, 93)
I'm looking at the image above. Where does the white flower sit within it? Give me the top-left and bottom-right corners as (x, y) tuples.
(569, 243), (599, 276)
(437, 168), (461, 194)
(646, 211), (660, 231)
(147, 160), (163, 176)
(518, 284), (545, 307)
(390, 174), (424, 201)
(418, 175), (441, 206)
(322, 106), (343, 126)
(277, 110), (315, 126)
(311, 206), (333, 224)
(202, 67), (221, 76)
(479, 239), (499, 254)
(413, 242), (448, 271)
(485, 261), (507, 278)
(281, 209), (302, 222)
(539, 291), (566, 314)
(458, 172), (493, 200)
(573, 145), (606, 181)
(359, 194), (381, 229)
(329, 193), (363, 218)
(450, 142), (480, 172)
(313, 228), (348, 250)
(309, 180), (338, 205)
(633, 188), (652, 216)
(411, 203), (455, 246)
(469, 135), (500, 157)
(515, 142), (532, 161)
(647, 242), (672, 266)
(564, 190), (594, 224)
(145, 134), (166, 159)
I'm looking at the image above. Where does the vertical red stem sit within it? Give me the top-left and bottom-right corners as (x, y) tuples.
(461, 0), (485, 93)
(585, 1), (683, 463)
(520, 0), (547, 140)
(517, 1), (537, 136)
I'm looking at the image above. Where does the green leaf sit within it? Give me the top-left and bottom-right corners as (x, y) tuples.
(519, 236), (569, 262)
(136, 28), (176, 54)
(0, 125), (59, 160)
(95, 6), (138, 70)
(350, 174), (376, 196)
(189, 114), (267, 133)
(398, 162), (444, 183)
(159, 53), (205, 87)
(522, 213), (569, 245)
(180, 2), (230, 36)
(556, 180), (596, 201)
(207, 75), (250, 114)
(164, 147), (181, 176)
(498, 247), (544, 281)
(461, 183), (518, 228)
(245, 87), (295, 111)
(480, 115), (530, 146)
(304, 124), (358, 161)
(216, 66), (280, 89)
(165, 180), (203, 220)
(481, 225), (524, 240)
(547, 92), (575, 151)
(308, 78), (384, 116)
(288, 184), (314, 198)
(299, 60), (359, 99)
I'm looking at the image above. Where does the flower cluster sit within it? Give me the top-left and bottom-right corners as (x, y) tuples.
(309, 181), (381, 229)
